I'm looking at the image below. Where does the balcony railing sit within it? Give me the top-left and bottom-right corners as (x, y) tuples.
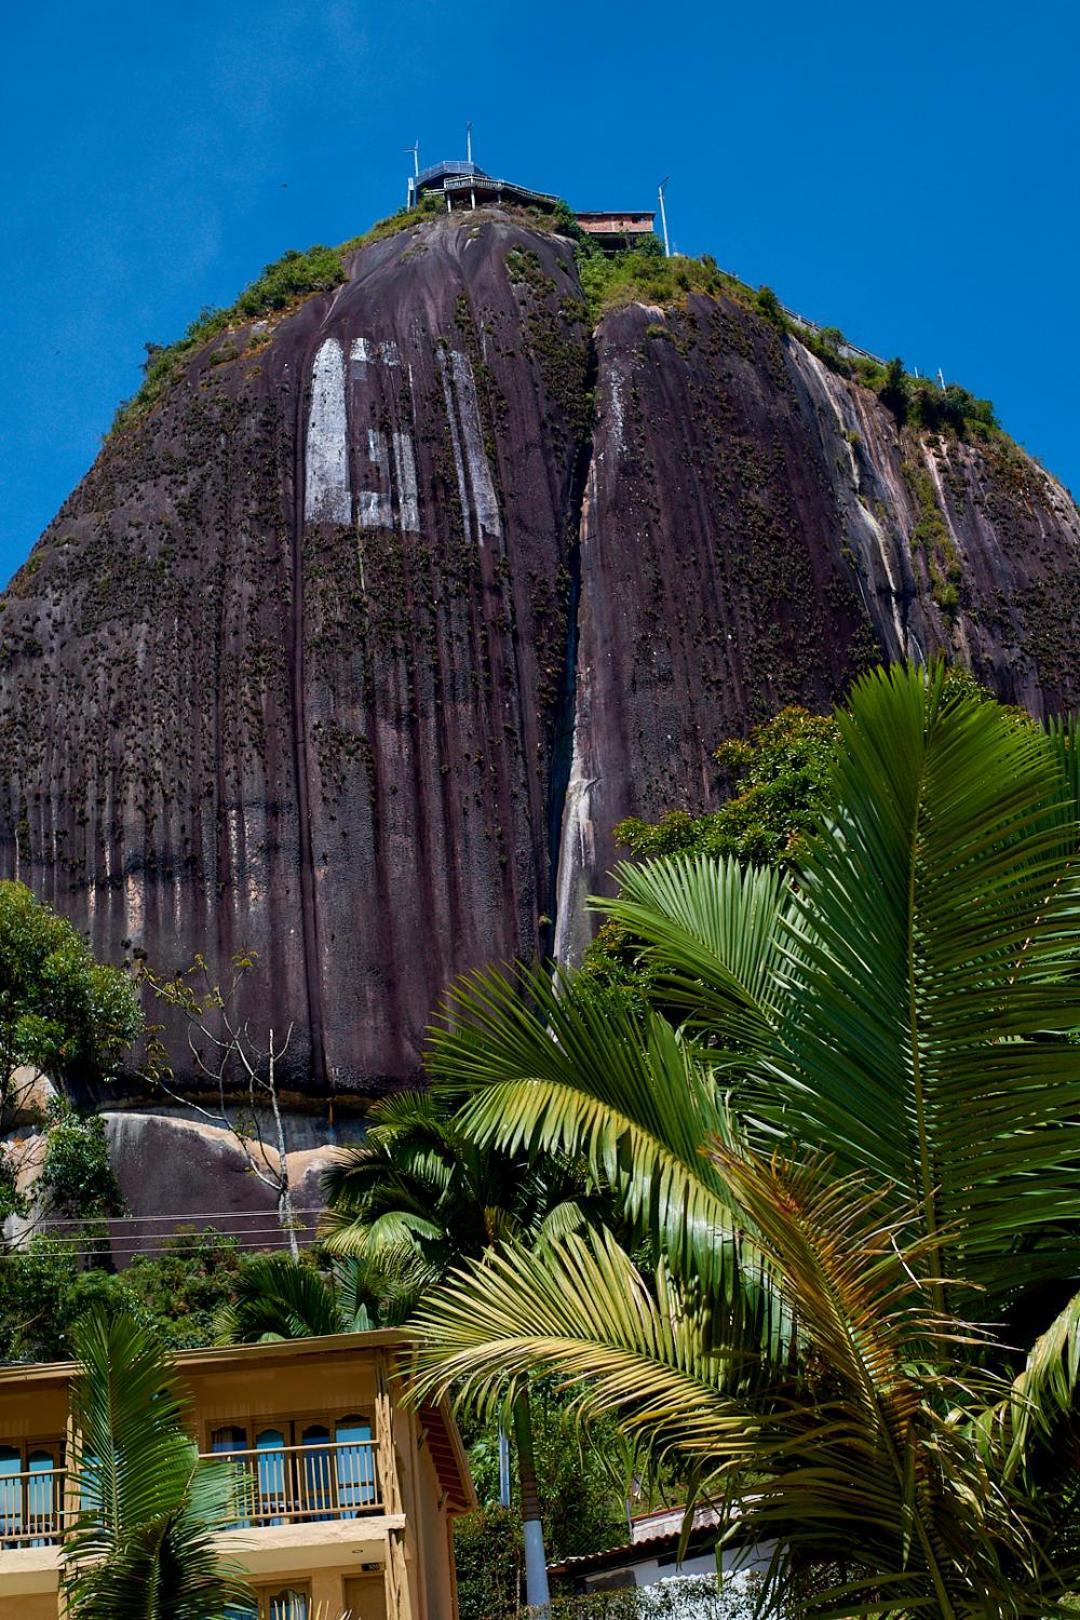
(0, 1439), (382, 1547)
(203, 1439), (382, 1528)
(0, 1465), (67, 1546)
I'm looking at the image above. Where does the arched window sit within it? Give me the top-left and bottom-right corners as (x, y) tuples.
(255, 1429), (287, 1526)
(211, 1426), (250, 1529)
(210, 1425), (247, 1454)
(26, 1450), (57, 1546)
(335, 1415), (375, 1515)
(267, 1588), (309, 1620)
(0, 1446), (22, 1543)
(300, 1424), (332, 1520)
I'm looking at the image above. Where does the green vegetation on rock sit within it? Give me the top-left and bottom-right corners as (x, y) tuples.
(616, 705), (839, 868)
(37, 1096), (125, 1222)
(576, 245), (733, 325)
(0, 880), (141, 1128)
(112, 242), (348, 432)
(904, 455), (963, 613)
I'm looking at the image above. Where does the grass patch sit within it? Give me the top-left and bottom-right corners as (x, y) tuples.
(575, 244), (739, 324)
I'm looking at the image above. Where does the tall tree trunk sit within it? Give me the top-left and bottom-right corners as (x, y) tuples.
(277, 1180), (300, 1262)
(513, 1385), (549, 1611)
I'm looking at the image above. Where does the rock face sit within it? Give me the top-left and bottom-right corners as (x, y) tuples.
(3, 211), (1080, 1104)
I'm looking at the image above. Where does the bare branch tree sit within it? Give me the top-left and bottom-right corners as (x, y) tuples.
(137, 953), (303, 1260)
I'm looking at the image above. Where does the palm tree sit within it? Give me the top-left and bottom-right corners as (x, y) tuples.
(62, 1306), (253, 1620)
(215, 1252), (382, 1343)
(408, 664), (1080, 1614)
(321, 1088), (601, 1609)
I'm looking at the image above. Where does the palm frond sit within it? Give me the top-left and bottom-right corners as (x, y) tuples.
(428, 963), (755, 1296)
(215, 1253), (343, 1343)
(63, 1308), (253, 1618)
(597, 852), (794, 1044)
(974, 1283), (1080, 1479)
(411, 1149), (1044, 1611)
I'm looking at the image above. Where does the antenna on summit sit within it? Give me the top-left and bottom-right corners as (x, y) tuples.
(405, 139), (420, 208)
(657, 177), (671, 258)
(466, 121), (473, 164)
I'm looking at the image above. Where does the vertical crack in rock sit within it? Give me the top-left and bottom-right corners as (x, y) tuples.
(547, 342), (598, 967)
(293, 337), (334, 1089)
(549, 458), (594, 967)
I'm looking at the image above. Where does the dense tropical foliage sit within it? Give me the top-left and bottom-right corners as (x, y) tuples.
(0, 1230), (251, 1360)
(407, 663), (1080, 1614)
(321, 1089), (616, 1607)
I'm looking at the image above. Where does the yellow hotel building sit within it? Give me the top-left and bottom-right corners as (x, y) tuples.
(0, 1329), (475, 1619)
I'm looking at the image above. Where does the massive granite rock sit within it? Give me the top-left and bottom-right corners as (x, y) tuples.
(3, 211), (1079, 1108)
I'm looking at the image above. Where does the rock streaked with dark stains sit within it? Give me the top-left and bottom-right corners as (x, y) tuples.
(3, 216), (1080, 1097)
(0, 216), (591, 1097)
(552, 296), (1080, 961)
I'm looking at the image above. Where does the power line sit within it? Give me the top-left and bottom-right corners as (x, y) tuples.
(4, 1224), (316, 1247)
(1, 1236), (317, 1259)
(24, 1207), (323, 1228)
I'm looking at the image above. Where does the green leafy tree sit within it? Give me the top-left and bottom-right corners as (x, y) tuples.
(37, 1096), (126, 1220)
(463, 1381), (631, 1564)
(754, 285), (785, 329)
(580, 706), (838, 1007)
(0, 1230), (249, 1361)
(613, 705), (839, 868)
(410, 664), (1080, 1615)
(453, 1505), (524, 1620)
(0, 880), (141, 1128)
(878, 354), (908, 421)
(119, 1232), (251, 1349)
(62, 1307), (253, 1619)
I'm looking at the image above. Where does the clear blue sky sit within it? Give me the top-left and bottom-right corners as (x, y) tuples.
(2, 0), (1077, 583)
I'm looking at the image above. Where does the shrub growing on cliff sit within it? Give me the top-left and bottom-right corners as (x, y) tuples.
(37, 1097), (125, 1222)
(0, 881), (141, 1129)
(576, 248), (730, 324)
(579, 706), (838, 1006)
(754, 285), (785, 329)
(615, 705), (840, 869)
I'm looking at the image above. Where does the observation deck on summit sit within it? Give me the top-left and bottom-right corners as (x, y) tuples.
(405, 131), (658, 251)
(409, 156), (560, 215)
